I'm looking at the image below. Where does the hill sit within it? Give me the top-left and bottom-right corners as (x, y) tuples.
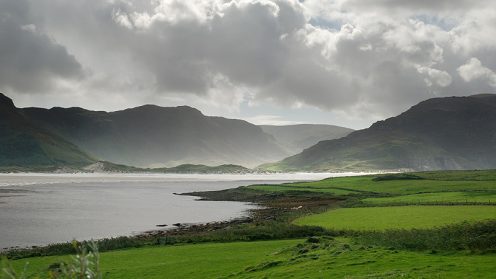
(260, 124), (353, 154)
(266, 94), (496, 171)
(0, 93), (94, 168)
(22, 104), (287, 167)
(80, 162), (252, 174)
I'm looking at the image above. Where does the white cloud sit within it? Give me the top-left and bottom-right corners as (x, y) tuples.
(417, 66), (452, 87)
(458, 58), (496, 87)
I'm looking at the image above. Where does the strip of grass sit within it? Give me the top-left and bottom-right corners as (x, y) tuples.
(10, 240), (300, 279)
(363, 191), (496, 205)
(293, 206), (496, 231)
(249, 184), (357, 195)
(249, 176), (496, 196)
(10, 238), (496, 279)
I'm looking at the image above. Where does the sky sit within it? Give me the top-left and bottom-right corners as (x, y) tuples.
(1, 0), (495, 129)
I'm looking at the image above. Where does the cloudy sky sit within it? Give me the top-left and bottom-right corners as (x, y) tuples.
(1, 0), (495, 128)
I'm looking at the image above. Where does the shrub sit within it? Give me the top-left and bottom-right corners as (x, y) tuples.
(1, 241), (103, 279)
(356, 220), (496, 251)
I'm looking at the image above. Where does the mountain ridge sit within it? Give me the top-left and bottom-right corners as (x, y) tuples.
(265, 94), (496, 172)
(21, 102), (288, 167)
(0, 93), (95, 168)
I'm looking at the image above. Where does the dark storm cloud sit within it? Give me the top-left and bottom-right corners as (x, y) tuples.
(0, 0), (83, 93)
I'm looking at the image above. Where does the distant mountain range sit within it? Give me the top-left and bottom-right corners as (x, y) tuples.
(265, 94), (496, 172)
(9, 92), (495, 173)
(21, 103), (288, 168)
(0, 93), (351, 170)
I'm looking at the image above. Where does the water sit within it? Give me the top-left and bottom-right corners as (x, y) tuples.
(0, 172), (360, 249)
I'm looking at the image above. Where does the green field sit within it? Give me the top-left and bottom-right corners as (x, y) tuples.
(363, 191), (496, 205)
(293, 205), (496, 230)
(249, 171), (496, 197)
(11, 240), (299, 278)
(10, 238), (496, 279)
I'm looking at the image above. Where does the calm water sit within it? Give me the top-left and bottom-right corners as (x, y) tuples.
(0, 173), (359, 249)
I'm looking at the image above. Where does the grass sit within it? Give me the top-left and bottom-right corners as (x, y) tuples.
(243, 238), (496, 279)
(9, 238), (496, 279)
(9, 240), (300, 278)
(249, 171), (496, 196)
(363, 191), (496, 205)
(249, 184), (357, 195)
(293, 206), (496, 231)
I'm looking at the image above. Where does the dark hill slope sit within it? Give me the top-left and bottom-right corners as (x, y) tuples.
(267, 94), (496, 171)
(0, 93), (94, 167)
(22, 105), (287, 167)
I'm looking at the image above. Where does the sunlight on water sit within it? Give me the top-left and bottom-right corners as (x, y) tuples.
(0, 173), (365, 249)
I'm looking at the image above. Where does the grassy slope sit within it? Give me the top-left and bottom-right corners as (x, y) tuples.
(294, 206), (496, 230)
(11, 239), (496, 279)
(11, 240), (298, 279)
(0, 93), (94, 168)
(265, 95), (496, 172)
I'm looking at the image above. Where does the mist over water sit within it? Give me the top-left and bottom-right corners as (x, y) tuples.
(0, 173), (358, 249)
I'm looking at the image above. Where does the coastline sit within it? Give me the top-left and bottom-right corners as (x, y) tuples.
(0, 182), (340, 258)
(0, 172), (347, 254)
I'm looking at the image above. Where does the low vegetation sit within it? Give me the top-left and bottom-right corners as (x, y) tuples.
(294, 205), (496, 230)
(4, 169), (496, 278)
(2, 241), (103, 279)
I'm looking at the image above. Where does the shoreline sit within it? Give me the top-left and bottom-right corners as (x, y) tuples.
(0, 184), (340, 258)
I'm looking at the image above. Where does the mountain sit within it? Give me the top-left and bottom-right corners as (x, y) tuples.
(260, 124), (353, 154)
(266, 94), (496, 172)
(0, 93), (94, 168)
(22, 104), (287, 167)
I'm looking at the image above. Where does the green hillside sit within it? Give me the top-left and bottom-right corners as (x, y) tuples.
(22, 104), (288, 168)
(265, 94), (496, 171)
(0, 93), (94, 168)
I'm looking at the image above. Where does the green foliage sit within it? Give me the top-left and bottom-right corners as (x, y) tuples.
(154, 222), (330, 245)
(356, 220), (496, 251)
(1, 259), (29, 279)
(2, 241), (103, 279)
(4, 237), (144, 260)
(372, 173), (424, 181)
